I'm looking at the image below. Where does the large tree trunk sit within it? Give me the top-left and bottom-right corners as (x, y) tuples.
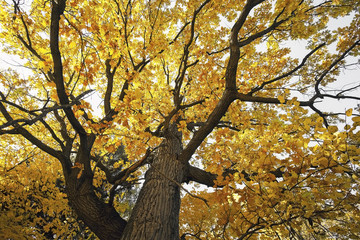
(120, 131), (185, 240)
(64, 128), (185, 240)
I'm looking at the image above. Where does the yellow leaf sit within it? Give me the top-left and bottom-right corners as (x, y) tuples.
(72, 162), (83, 169)
(352, 116), (360, 122)
(328, 125), (338, 133)
(106, 144), (116, 153)
(179, 120), (187, 129)
(345, 108), (353, 117)
(316, 117), (324, 123)
(77, 169), (83, 179)
(278, 95), (285, 104)
(71, 163), (84, 179)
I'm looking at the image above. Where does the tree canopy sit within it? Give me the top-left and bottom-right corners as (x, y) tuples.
(0, 0), (360, 239)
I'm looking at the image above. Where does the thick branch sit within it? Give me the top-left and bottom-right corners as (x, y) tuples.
(104, 59), (114, 115)
(179, 90), (236, 163)
(94, 148), (152, 185)
(0, 101), (71, 171)
(0, 90), (93, 130)
(235, 92), (312, 106)
(231, 0), (265, 45)
(186, 165), (219, 186)
(179, 1), (264, 163)
(226, 0), (264, 90)
(50, 0), (86, 137)
(104, 58), (122, 115)
(186, 165), (285, 187)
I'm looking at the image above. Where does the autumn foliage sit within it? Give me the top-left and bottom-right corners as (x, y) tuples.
(0, 0), (360, 239)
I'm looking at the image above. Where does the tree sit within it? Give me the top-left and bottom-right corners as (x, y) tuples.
(0, 0), (360, 239)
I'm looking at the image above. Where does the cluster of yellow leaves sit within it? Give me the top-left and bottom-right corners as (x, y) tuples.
(0, 139), (137, 239)
(0, 147), (91, 239)
(1, 0), (360, 238)
(181, 103), (360, 239)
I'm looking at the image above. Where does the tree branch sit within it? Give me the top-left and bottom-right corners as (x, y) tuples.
(173, 0), (209, 107)
(186, 165), (286, 187)
(0, 90), (93, 130)
(94, 148), (153, 185)
(152, 163), (210, 207)
(104, 57), (122, 115)
(315, 39), (360, 95)
(178, 0), (265, 163)
(227, 0), (265, 90)
(50, 0), (87, 138)
(0, 100), (71, 171)
(12, 0), (45, 61)
(235, 92), (312, 106)
(237, 6), (287, 48)
(248, 43), (326, 95)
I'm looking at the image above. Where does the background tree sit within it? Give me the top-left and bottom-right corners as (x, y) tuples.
(0, 0), (359, 239)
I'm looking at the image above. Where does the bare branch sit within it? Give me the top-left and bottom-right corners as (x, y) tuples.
(336, 83), (360, 97)
(5, 150), (36, 172)
(321, 93), (360, 101)
(315, 39), (360, 95)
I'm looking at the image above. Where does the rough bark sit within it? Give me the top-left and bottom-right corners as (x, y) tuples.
(64, 164), (127, 240)
(120, 128), (185, 240)
(62, 126), (186, 240)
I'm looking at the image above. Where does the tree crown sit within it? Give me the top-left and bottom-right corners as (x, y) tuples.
(1, 0), (360, 239)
